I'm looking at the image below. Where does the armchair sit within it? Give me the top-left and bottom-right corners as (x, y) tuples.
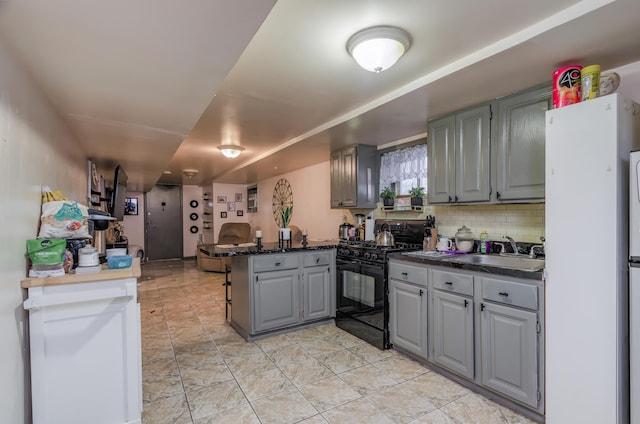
(196, 222), (251, 272)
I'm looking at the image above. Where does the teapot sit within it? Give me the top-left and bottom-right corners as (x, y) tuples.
(375, 223), (395, 247)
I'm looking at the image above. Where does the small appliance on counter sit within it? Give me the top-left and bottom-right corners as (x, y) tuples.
(339, 220), (353, 240)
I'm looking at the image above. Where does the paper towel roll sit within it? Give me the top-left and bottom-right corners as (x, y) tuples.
(365, 218), (375, 241)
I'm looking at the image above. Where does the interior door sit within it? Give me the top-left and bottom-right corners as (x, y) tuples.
(145, 185), (183, 260)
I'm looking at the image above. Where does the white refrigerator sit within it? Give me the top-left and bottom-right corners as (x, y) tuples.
(546, 93), (640, 424)
(629, 150), (640, 424)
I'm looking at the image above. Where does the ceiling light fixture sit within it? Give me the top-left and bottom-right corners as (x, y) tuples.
(182, 169), (199, 178)
(217, 144), (245, 158)
(346, 26), (411, 73)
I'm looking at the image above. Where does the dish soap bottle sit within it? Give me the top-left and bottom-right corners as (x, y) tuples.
(480, 230), (488, 254)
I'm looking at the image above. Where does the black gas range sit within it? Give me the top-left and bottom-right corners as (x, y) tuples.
(335, 219), (426, 349)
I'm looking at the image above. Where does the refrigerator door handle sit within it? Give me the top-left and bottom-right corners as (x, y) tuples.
(636, 160), (640, 201)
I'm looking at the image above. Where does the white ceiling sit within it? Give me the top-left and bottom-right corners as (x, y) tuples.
(2, 0), (640, 190)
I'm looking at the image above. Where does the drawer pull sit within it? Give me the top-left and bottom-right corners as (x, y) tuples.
(445, 281), (453, 285)
(275, 262), (282, 266)
(498, 291), (509, 297)
(316, 257), (320, 264)
(401, 272), (408, 276)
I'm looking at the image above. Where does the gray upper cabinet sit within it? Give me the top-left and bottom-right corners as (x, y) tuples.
(427, 116), (455, 204)
(428, 104), (491, 204)
(495, 86), (551, 201)
(330, 144), (377, 208)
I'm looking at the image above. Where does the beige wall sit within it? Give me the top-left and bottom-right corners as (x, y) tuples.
(249, 162), (347, 242)
(0, 40), (86, 423)
(182, 185), (202, 256)
(211, 183), (250, 243)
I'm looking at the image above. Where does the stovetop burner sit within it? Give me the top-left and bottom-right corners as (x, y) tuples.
(337, 219), (427, 263)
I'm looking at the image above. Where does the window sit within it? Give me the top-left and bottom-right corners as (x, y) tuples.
(379, 144), (427, 195)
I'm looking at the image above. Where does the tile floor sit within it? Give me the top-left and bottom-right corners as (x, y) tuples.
(139, 259), (536, 424)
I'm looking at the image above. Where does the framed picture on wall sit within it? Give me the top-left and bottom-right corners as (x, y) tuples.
(235, 193), (242, 202)
(220, 211), (227, 218)
(227, 202), (236, 212)
(216, 195), (227, 203)
(124, 197), (138, 215)
(237, 210), (244, 217)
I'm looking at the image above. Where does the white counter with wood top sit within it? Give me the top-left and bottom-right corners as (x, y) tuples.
(23, 258), (142, 424)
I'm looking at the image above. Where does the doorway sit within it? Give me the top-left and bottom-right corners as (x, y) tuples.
(145, 185), (183, 260)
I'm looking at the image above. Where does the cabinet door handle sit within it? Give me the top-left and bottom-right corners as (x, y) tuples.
(445, 281), (453, 285)
(454, 195), (459, 202)
(496, 191), (501, 200)
(275, 262), (281, 266)
(316, 257), (320, 264)
(481, 303), (485, 311)
(464, 299), (469, 308)
(448, 196), (452, 203)
(419, 289), (424, 296)
(498, 291), (509, 297)
(401, 272), (408, 276)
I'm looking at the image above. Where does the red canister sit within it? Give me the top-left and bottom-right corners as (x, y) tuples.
(553, 65), (582, 108)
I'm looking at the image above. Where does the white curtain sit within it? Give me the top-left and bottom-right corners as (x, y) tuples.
(379, 144), (427, 188)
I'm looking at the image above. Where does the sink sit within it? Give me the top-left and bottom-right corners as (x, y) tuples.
(442, 254), (545, 272)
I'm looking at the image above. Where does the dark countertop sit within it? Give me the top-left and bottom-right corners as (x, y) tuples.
(199, 240), (338, 257)
(388, 252), (544, 281)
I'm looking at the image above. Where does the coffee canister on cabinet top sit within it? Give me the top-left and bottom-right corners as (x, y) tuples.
(581, 64), (601, 101)
(553, 65), (582, 108)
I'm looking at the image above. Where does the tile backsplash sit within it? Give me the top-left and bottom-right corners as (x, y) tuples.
(369, 202), (545, 243)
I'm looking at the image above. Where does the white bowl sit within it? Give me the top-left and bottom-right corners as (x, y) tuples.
(456, 240), (474, 253)
(106, 248), (127, 257)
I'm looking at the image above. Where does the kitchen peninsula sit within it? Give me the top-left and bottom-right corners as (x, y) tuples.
(206, 240), (338, 341)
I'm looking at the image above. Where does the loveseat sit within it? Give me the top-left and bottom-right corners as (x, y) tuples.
(196, 222), (251, 272)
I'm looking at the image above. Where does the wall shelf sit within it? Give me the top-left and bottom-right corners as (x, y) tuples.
(380, 205), (424, 212)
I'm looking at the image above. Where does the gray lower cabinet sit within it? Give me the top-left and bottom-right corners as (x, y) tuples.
(388, 259), (429, 358)
(431, 268), (475, 379)
(432, 290), (474, 379)
(388, 259), (543, 416)
(231, 250), (336, 338)
(428, 103), (492, 204)
(389, 279), (427, 357)
(302, 265), (332, 321)
(254, 268), (300, 332)
(495, 85), (551, 201)
(480, 276), (540, 409)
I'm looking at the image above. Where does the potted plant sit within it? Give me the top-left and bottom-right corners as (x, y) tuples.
(380, 186), (395, 207)
(409, 186), (425, 206)
(280, 205), (293, 240)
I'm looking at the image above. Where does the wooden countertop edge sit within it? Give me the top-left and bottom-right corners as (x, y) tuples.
(21, 258), (141, 288)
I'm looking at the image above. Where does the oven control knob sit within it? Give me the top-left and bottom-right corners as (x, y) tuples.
(363, 252), (371, 259)
(370, 253), (378, 261)
(352, 251), (360, 257)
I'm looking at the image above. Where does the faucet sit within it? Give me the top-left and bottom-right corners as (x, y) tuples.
(502, 235), (519, 255)
(528, 236), (545, 259)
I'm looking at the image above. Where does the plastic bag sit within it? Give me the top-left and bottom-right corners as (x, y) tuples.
(38, 201), (90, 239)
(27, 238), (66, 269)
